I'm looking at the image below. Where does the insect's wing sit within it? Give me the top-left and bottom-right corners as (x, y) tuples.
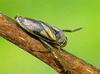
(39, 21), (57, 41)
(15, 16), (57, 42)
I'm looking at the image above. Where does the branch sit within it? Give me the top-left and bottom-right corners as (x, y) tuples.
(0, 13), (100, 74)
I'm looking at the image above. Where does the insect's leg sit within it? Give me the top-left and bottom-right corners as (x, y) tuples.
(62, 27), (82, 32)
(30, 49), (50, 53)
(56, 46), (72, 74)
(40, 39), (71, 73)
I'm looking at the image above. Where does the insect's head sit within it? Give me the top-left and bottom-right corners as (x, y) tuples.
(15, 16), (30, 29)
(15, 16), (40, 33)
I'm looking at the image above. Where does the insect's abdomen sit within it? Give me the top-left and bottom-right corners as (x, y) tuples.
(54, 27), (67, 47)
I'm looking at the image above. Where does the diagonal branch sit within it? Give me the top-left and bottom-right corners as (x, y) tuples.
(0, 13), (100, 74)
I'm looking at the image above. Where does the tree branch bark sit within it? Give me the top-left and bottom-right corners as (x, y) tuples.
(0, 13), (100, 74)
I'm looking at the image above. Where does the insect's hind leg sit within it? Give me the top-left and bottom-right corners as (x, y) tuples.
(62, 27), (82, 32)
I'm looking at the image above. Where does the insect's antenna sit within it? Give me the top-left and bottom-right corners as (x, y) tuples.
(62, 27), (82, 32)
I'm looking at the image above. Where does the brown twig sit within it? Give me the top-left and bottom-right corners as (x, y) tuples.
(0, 13), (100, 74)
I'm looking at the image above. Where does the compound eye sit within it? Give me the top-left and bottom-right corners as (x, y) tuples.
(15, 16), (24, 23)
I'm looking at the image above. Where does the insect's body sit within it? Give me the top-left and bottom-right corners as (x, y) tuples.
(15, 16), (81, 73)
(15, 16), (67, 48)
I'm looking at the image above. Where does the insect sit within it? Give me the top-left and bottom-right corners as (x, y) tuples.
(15, 16), (82, 73)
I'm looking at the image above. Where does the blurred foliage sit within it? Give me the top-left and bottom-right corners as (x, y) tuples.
(0, 0), (100, 74)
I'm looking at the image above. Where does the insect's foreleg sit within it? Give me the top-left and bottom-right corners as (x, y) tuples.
(62, 27), (82, 32)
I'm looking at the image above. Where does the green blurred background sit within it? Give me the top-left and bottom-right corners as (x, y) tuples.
(0, 0), (100, 74)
